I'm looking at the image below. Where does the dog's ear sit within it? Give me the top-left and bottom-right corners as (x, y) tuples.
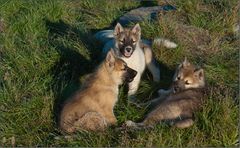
(194, 68), (204, 80)
(182, 57), (190, 67)
(131, 23), (141, 37)
(114, 23), (123, 36)
(106, 48), (115, 68)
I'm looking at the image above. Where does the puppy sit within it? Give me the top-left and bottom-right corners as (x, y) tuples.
(126, 58), (206, 129)
(95, 23), (177, 97)
(59, 49), (137, 133)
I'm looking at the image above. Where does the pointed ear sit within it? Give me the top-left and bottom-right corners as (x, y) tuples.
(194, 68), (204, 80)
(182, 57), (190, 67)
(106, 48), (115, 67)
(131, 23), (141, 36)
(114, 23), (123, 36)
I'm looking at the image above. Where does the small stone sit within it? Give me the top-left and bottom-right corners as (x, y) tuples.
(2, 137), (6, 143)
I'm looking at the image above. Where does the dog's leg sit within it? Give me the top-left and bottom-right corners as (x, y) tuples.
(142, 100), (183, 126)
(139, 89), (171, 107)
(73, 112), (108, 132)
(139, 96), (167, 106)
(174, 118), (194, 128)
(143, 46), (160, 82)
(147, 89), (172, 104)
(157, 89), (172, 100)
(103, 111), (117, 125)
(173, 111), (194, 128)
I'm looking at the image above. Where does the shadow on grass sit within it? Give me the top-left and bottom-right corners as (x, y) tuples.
(45, 19), (102, 126)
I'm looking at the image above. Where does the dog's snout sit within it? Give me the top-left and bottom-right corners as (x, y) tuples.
(132, 69), (137, 77)
(125, 47), (132, 52)
(173, 80), (185, 93)
(124, 67), (137, 83)
(128, 67), (137, 77)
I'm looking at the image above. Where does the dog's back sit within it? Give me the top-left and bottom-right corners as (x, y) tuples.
(144, 58), (205, 128)
(59, 69), (110, 133)
(144, 88), (204, 128)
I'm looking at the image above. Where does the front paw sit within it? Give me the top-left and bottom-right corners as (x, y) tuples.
(108, 117), (117, 125)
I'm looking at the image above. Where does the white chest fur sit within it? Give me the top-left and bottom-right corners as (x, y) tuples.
(103, 40), (146, 76)
(121, 45), (146, 76)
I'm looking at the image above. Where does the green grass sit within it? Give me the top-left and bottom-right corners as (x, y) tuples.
(0, 0), (239, 146)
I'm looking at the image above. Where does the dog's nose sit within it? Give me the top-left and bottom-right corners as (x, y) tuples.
(132, 70), (137, 77)
(125, 47), (132, 52)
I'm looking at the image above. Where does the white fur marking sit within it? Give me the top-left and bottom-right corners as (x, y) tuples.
(153, 38), (177, 48)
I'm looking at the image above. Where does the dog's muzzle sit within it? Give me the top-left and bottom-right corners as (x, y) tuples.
(123, 46), (133, 58)
(125, 67), (137, 83)
(173, 80), (185, 93)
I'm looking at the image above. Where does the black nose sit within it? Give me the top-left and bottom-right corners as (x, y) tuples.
(125, 68), (137, 83)
(125, 47), (132, 52)
(132, 70), (137, 77)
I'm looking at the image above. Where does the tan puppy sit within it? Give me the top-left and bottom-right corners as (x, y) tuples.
(60, 49), (137, 133)
(126, 58), (206, 129)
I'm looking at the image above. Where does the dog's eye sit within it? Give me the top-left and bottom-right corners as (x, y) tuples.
(185, 80), (190, 85)
(132, 39), (136, 44)
(121, 66), (127, 71)
(177, 76), (181, 80)
(121, 64), (127, 71)
(120, 38), (125, 44)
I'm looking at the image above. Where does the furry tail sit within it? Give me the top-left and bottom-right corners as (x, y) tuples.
(94, 30), (114, 43)
(153, 38), (177, 48)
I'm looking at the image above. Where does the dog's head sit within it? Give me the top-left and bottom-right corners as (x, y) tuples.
(172, 57), (205, 93)
(113, 23), (141, 58)
(105, 49), (137, 84)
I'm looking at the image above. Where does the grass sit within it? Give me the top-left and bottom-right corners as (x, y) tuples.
(0, 0), (239, 146)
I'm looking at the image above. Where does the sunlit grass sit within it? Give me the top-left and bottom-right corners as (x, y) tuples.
(0, 0), (238, 146)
